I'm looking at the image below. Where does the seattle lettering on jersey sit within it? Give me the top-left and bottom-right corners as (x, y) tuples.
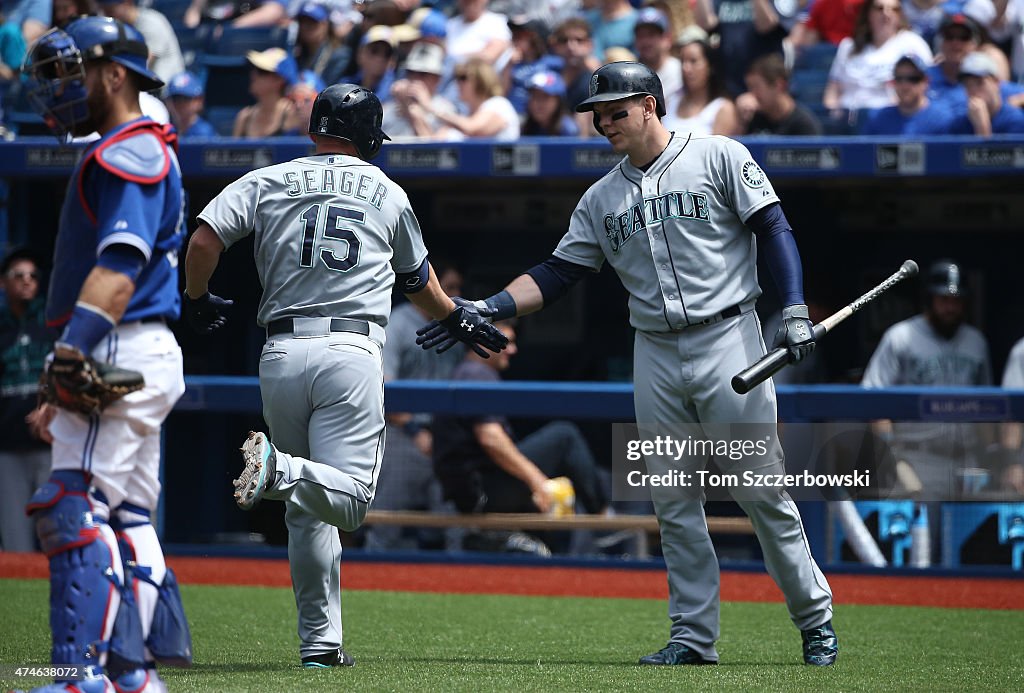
(283, 168), (388, 210)
(603, 190), (710, 252)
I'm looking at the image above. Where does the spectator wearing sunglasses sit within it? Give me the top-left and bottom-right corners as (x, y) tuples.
(860, 54), (954, 134)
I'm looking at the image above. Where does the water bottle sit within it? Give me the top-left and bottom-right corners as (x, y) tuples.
(910, 505), (931, 568)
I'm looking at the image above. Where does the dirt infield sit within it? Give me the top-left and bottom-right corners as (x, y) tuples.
(1, 553), (1020, 610)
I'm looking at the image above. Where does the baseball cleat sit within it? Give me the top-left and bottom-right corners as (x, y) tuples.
(301, 648), (355, 668)
(234, 431), (278, 510)
(638, 642), (717, 666)
(801, 620), (838, 666)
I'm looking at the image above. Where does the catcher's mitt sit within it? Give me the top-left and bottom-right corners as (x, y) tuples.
(41, 350), (145, 416)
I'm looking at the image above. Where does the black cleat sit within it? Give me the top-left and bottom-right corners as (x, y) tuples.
(302, 648), (355, 668)
(802, 620), (838, 666)
(638, 642), (717, 666)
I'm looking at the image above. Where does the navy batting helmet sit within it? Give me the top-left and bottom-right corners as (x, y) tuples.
(926, 260), (966, 297)
(575, 61), (666, 117)
(23, 17), (162, 138)
(308, 84), (390, 161)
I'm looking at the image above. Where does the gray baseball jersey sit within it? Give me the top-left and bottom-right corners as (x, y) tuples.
(862, 315), (992, 388)
(1002, 337), (1024, 388)
(198, 153), (428, 327)
(553, 133), (778, 332)
(557, 132), (831, 660)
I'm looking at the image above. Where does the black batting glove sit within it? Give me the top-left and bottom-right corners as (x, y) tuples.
(416, 302), (508, 359)
(182, 291), (233, 334)
(772, 304), (815, 363)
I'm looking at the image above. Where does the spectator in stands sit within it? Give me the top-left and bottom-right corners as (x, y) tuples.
(585, 0), (638, 58)
(991, 0), (1024, 81)
(416, 57), (520, 140)
(183, 0), (287, 28)
(98, 0), (185, 84)
(384, 42), (457, 139)
(51, 0), (97, 28)
(823, 0), (932, 112)
(860, 54), (955, 134)
(694, 0), (786, 96)
(165, 71), (217, 137)
(787, 0), (864, 48)
(549, 17), (600, 136)
(633, 6), (682, 103)
(233, 47), (297, 138)
(282, 69), (325, 135)
(903, 0), (996, 47)
(0, 248), (55, 553)
(363, 261), (467, 551)
(447, 0), (513, 70)
(0, 13), (25, 87)
(521, 69), (579, 135)
(743, 53), (825, 134)
(432, 320), (608, 522)
(504, 16), (561, 114)
(862, 259), (992, 554)
(292, 1), (351, 88)
(342, 24), (398, 103)
(1000, 338), (1024, 495)
(662, 38), (740, 136)
(948, 51), (1024, 134)
(928, 14), (1024, 113)
(2, 0), (49, 44)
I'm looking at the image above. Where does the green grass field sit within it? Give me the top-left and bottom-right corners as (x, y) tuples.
(1, 579), (1022, 692)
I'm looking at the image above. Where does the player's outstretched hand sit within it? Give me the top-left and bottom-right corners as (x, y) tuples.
(772, 303), (816, 363)
(183, 291), (233, 334)
(416, 301), (508, 359)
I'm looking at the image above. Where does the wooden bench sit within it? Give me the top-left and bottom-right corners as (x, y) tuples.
(362, 510), (755, 558)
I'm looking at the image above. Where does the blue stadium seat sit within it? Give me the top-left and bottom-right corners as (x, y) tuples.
(173, 23), (214, 70)
(197, 54), (253, 109)
(204, 106), (241, 136)
(150, 0), (194, 25)
(793, 43), (838, 72)
(207, 25), (291, 55)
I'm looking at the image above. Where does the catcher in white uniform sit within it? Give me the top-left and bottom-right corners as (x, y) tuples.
(182, 84), (507, 667)
(419, 62), (837, 666)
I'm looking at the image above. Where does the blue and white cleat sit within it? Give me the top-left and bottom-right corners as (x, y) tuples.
(234, 431), (278, 510)
(301, 648), (355, 668)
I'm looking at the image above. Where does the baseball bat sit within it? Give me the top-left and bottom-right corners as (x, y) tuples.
(731, 259), (919, 395)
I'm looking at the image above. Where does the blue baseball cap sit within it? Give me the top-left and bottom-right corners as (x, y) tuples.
(635, 7), (669, 32)
(295, 1), (329, 22)
(166, 71), (204, 97)
(527, 69), (566, 97)
(246, 47), (299, 85)
(894, 54), (928, 76)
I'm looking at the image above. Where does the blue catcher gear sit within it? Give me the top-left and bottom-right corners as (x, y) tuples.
(26, 471), (117, 675)
(22, 17), (163, 139)
(131, 566), (193, 667)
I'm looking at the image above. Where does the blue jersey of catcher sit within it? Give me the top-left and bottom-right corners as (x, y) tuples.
(47, 117), (185, 328)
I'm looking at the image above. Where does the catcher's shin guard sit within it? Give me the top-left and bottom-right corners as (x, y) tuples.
(27, 471), (122, 678)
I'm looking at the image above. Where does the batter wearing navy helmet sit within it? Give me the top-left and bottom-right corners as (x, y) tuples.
(419, 61), (838, 666)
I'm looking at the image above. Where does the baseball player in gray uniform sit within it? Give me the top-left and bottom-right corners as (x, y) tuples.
(418, 62), (837, 666)
(182, 84), (507, 667)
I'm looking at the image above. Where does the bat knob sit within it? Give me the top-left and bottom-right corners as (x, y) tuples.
(731, 375), (750, 395)
(901, 259), (919, 276)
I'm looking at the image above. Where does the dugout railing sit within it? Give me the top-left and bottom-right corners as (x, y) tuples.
(166, 380), (1024, 572)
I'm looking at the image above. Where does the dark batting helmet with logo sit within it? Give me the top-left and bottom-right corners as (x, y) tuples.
(575, 61), (666, 127)
(926, 260), (966, 297)
(308, 84), (390, 160)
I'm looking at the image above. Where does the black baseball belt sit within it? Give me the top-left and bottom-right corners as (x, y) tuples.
(267, 317), (371, 338)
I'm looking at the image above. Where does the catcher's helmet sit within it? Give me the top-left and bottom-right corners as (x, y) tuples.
(575, 61), (666, 117)
(23, 17), (162, 138)
(308, 84), (391, 161)
(926, 260), (966, 297)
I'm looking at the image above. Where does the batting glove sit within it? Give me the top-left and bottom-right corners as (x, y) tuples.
(772, 304), (816, 363)
(182, 291), (233, 334)
(416, 302), (509, 358)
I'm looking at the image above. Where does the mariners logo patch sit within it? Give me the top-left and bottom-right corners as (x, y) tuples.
(319, 116), (329, 132)
(741, 160), (766, 188)
(590, 73), (600, 96)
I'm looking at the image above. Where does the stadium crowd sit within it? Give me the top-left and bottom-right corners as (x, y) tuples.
(2, 0), (1024, 138)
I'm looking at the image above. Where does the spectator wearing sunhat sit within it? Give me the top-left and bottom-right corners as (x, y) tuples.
(165, 71), (217, 138)
(293, 1), (352, 87)
(233, 47), (299, 138)
(341, 24), (398, 103)
(385, 41), (458, 139)
(634, 6), (682, 103)
(521, 69), (579, 136)
(948, 51), (1024, 135)
(860, 54), (955, 134)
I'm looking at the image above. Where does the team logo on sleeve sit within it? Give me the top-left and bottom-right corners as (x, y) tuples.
(741, 160), (766, 188)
